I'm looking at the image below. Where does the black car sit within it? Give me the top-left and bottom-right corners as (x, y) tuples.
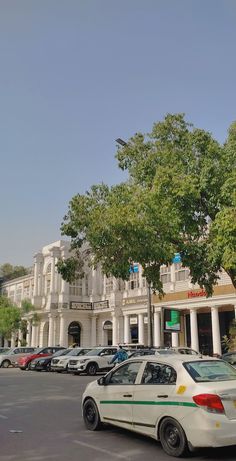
(30, 348), (72, 371)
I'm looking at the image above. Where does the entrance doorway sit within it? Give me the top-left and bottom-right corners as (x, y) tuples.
(68, 321), (81, 347)
(103, 321), (112, 345)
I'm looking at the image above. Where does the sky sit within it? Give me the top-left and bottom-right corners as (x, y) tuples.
(0, 0), (236, 267)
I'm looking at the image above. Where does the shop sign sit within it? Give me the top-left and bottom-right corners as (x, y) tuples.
(188, 290), (206, 298)
(103, 321), (112, 330)
(122, 296), (147, 306)
(130, 317), (138, 324)
(70, 302), (92, 310)
(93, 300), (109, 310)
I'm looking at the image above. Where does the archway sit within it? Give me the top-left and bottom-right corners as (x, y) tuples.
(68, 321), (81, 347)
(42, 321), (49, 347)
(103, 320), (113, 345)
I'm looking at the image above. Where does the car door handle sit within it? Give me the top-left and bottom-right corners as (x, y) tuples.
(157, 394), (168, 398)
(123, 394), (132, 397)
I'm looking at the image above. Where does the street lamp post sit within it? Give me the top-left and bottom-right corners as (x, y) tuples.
(147, 281), (153, 347)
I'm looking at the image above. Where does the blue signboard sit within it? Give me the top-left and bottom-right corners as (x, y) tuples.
(129, 264), (139, 273)
(172, 253), (181, 263)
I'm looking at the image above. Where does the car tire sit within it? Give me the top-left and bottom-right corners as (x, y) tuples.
(83, 398), (102, 431)
(1, 360), (11, 368)
(86, 362), (98, 376)
(159, 417), (189, 457)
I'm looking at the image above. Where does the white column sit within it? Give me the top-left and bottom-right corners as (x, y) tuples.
(33, 263), (39, 297)
(112, 314), (118, 345)
(190, 309), (199, 352)
(18, 329), (23, 346)
(153, 310), (161, 347)
(31, 325), (38, 347)
(59, 314), (67, 347)
(50, 256), (56, 294)
(138, 313), (145, 345)
(171, 332), (179, 347)
(211, 306), (222, 356)
(124, 315), (130, 343)
(91, 316), (97, 346)
(234, 305), (236, 319)
(26, 321), (32, 346)
(48, 315), (55, 346)
(11, 333), (16, 348)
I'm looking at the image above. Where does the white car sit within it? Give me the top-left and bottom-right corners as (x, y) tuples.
(68, 346), (118, 376)
(82, 355), (236, 457)
(50, 347), (92, 372)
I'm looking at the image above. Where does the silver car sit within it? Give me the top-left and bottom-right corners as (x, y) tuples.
(0, 347), (36, 368)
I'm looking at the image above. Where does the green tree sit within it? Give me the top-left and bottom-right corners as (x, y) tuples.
(0, 263), (29, 282)
(0, 296), (21, 339)
(58, 113), (236, 296)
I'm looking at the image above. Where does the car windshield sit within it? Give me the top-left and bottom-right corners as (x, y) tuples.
(84, 348), (105, 356)
(34, 348), (45, 354)
(3, 348), (15, 355)
(157, 350), (177, 354)
(52, 349), (71, 358)
(184, 360), (236, 382)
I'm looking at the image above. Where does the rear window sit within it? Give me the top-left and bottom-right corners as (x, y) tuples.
(184, 360), (236, 382)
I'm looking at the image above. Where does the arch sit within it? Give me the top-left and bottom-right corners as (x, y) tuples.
(103, 320), (113, 346)
(41, 321), (49, 347)
(68, 321), (81, 347)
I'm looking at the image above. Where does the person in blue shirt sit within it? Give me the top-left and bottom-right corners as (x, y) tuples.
(110, 345), (128, 364)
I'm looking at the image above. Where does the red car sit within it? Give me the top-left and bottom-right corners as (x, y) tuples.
(18, 346), (65, 370)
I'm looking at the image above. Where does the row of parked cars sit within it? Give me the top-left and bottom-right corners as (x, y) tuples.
(1, 345), (236, 375)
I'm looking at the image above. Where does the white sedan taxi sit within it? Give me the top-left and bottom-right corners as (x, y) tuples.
(82, 355), (236, 457)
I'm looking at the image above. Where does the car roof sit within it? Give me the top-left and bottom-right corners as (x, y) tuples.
(128, 354), (218, 364)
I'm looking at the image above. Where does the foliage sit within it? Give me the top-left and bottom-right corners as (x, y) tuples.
(58, 113), (236, 296)
(0, 296), (21, 338)
(0, 263), (29, 282)
(221, 320), (236, 352)
(0, 297), (39, 341)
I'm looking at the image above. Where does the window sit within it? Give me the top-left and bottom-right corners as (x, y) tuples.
(128, 272), (139, 290)
(184, 360), (236, 382)
(141, 362), (177, 385)
(109, 361), (142, 385)
(160, 265), (171, 284)
(175, 263), (190, 282)
(105, 277), (113, 294)
(100, 348), (117, 356)
(84, 274), (89, 296)
(69, 279), (82, 296)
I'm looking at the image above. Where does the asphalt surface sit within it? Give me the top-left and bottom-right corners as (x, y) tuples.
(0, 368), (236, 461)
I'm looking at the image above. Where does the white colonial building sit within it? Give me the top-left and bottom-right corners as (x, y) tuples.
(1, 240), (236, 356)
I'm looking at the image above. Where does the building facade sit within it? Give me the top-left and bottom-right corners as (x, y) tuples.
(1, 240), (236, 356)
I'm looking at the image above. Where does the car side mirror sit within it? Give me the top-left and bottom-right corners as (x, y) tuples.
(97, 376), (107, 386)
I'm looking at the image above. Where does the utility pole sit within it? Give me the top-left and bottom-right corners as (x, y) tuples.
(147, 281), (153, 347)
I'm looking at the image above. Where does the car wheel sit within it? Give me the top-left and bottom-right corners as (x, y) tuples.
(83, 398), (102, 431)
(86, 363), (98, 376)
(1, 360), (11, 368)
(159, 417), (189, 457)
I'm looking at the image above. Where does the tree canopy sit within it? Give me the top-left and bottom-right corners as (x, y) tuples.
(58, 113), (236, 296)
(0, 263), (29, 282)
(0, 296), (21, 338)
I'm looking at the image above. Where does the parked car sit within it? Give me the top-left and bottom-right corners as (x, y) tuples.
(50, 347), (92, 372)
(68, 346), (119, 376)
(0, 347), (36, 368)
(128, 348), (178, 358)
(29, 348), (72, 371)
(82, 355), (236, 457)
(0, 347), (10, 354)
(18, 346), (65, 370)
(222, 351), (236, 366)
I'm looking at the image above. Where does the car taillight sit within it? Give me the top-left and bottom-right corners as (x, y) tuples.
(193, 394), (224, 414)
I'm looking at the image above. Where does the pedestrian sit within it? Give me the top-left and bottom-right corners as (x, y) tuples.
(110, 345), (128, 365)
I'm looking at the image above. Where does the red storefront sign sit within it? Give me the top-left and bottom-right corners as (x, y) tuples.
(188, 289), (207, 298)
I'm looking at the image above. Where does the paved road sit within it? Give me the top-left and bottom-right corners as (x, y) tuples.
(0, 368), (236, 461)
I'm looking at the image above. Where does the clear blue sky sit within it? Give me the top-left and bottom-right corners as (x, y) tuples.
(1, 0), (236, 267)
